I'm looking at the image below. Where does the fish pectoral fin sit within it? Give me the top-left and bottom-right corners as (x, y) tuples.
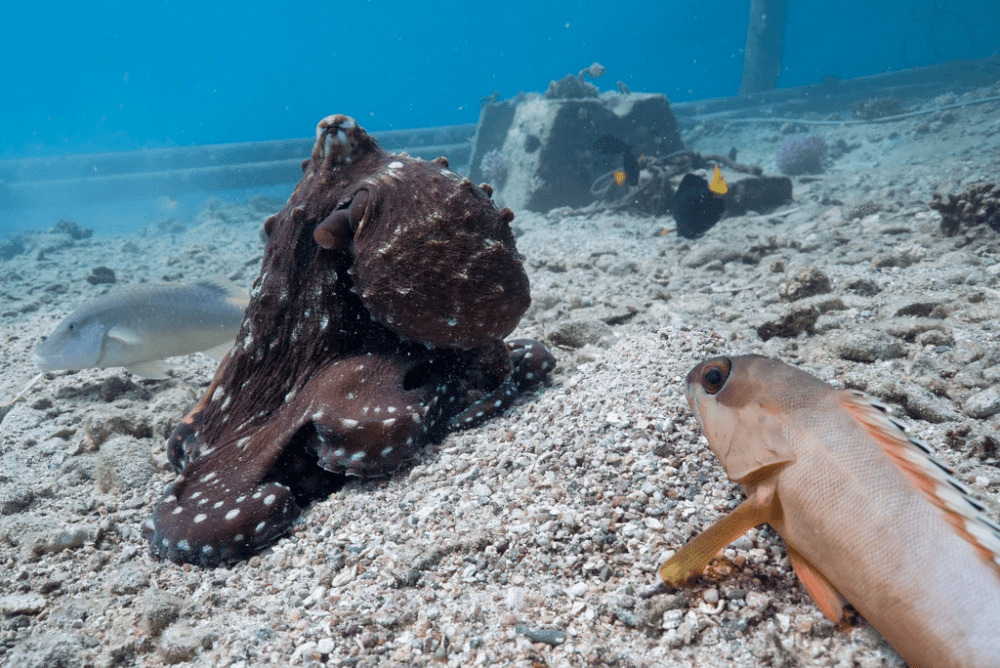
(786, 545), (847, 622)
(659, 496), (771, 586)
(125, 360), (172, 380)
(106, 325), (144, 347)
(721, 411), (796, 481)
(202, 342), (234, 362)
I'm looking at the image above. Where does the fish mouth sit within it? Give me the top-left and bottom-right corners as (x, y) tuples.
(30, 350), (57, 372)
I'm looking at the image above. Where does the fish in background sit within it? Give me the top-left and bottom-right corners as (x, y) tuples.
(32, 278), (248, 379)
(673, 164), (728, 238)
(593, 134), (640, 187)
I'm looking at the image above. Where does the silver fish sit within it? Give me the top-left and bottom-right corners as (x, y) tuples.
(32, 278), (248, 379)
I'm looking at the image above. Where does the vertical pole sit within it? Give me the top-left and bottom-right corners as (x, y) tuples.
(739, 0), (788, 95)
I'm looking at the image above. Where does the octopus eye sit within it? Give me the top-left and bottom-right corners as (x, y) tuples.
(700, 357), (732, 395)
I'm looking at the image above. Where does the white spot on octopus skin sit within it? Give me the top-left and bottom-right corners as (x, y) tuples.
(202, 545), (214, 555)
(382, 418), (397, 428)
(172, 506), (183, 515)
(350, 451), (366, 462)
(234, 534), (245, 542)
(254, 521), (267, 534)
(263, 494), (276, 506)
(381, 446), (393, 457)
(225, 508), (241, 520)
(200, 472), (217, 483)
(177, 539), (191, 551)
(341, 418), (359, 429)
(333, 448), (346, 458)
(388, 160), (404, 169)
(194, 514), (207, 524)
(213, 501), (224, 509)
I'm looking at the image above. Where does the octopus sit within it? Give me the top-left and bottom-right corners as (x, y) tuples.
(142, 114), (555, 566)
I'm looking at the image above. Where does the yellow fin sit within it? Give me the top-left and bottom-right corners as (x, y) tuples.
(786, 545), (846, 622)
(659, 496), (771, 585)
(709, 164), (728, 195)
(613, 170), (627, 186)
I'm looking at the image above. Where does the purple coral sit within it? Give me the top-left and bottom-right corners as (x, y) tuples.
(479, 149), (507, 186)
(775, 134), (827, 175)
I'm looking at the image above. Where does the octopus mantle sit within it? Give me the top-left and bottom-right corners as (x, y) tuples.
(143, 114), (554, 566)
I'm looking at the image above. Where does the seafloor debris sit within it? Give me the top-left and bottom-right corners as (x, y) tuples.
(852, 96), (902, 120)
(930, 182), (1000, 236)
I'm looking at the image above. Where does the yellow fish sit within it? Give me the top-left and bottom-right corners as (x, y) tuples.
(662, 354), (1000, 668)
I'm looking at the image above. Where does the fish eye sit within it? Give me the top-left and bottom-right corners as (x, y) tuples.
(67, 322), (77, 332)
(700, 357), (732, 394)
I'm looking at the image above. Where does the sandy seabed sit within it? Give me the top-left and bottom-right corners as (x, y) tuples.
(2, 85), (1000, 667)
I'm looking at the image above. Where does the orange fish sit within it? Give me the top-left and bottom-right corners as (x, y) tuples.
(662, 355), (1000, 668)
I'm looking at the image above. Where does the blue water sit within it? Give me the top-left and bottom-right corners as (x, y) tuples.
(1, 0), (997, 236)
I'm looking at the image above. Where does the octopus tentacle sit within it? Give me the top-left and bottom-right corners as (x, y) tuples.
(450, 339), (556, 430)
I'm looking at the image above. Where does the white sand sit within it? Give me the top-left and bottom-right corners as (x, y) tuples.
(2, 86), (1000, 666)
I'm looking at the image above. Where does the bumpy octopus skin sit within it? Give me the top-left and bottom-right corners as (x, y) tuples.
(142, 115), (555, 566)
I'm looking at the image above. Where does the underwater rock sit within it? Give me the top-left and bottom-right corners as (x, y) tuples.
(470, 93), (683, 213)
(0, 235), (26, 260)
(86, 266), (117, 285)
(780, 266), (832, 302)
(930, 182), (1000, 236)
(52, 219), (93, 240)
(722, 173), (793, 216)
(548, 319), (614, 349)
(832, 328), (905, 363)
(754, 305), (820, 341)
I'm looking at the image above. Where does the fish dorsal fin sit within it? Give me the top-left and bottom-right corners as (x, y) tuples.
(196, 275), (250, 310)
(709, 164), (728, 195)
(839, 389), (1000, 573)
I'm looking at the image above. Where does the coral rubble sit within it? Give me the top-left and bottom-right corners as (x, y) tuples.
(931, 182), (1000, 236)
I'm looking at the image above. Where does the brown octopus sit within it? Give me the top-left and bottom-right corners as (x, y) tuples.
(142, 114), (554, 566)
